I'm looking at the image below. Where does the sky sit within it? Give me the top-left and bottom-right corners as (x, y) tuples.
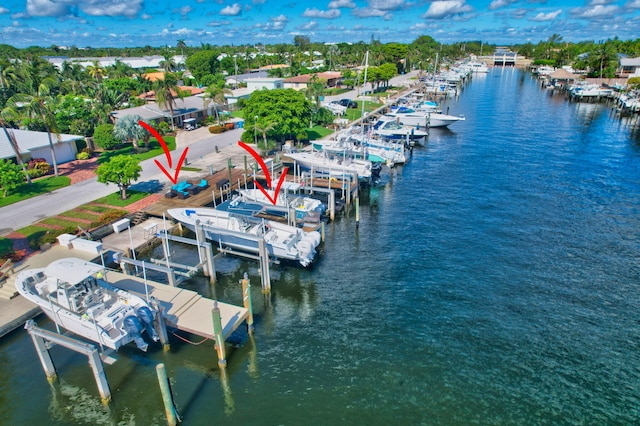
(0, 0), (639, 49)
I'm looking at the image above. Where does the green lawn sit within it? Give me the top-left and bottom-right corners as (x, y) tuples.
(93, 190), (150, 207)
(342, 100), (384, 121)
(0, 176), (71, 208)
(98, 136), (176, 164)
(306, 126), (334, 140)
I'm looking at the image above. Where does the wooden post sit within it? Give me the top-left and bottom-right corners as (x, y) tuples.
(329, 190), (335, 221)
(241, 272), (254, 334)
(320, 221), (325, 243)
(212, 303), (227, 368)
(227, 158), (233, 191)
(355, 196), (360, 228)
(156, 363), (179, 426)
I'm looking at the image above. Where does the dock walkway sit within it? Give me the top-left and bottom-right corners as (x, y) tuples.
(0, 244), (248, 343)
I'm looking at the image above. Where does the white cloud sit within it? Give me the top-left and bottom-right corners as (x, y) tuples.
(220, 3), (242, 16)
(626, 0), (640, 8)
(531, 9), (562, 21)
(302, 8), (341, 18)
(82, 0), (143, 17)
(352, 8), (392, 19)
(329, 0), (355, 7)
(178, 6), (192, 17)
(26, 0), (69, 17)
(298, 20), (318, 30)
(0, 7), (8, 14)
(570, 4), (618, 18)
(366, 0), (406, 11)
(207, 20), (231, 27)
(488, 0), (518, 10)
(422, 1), (473, 19)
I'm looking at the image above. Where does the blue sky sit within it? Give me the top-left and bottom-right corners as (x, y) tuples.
(0, 0), (638, 49)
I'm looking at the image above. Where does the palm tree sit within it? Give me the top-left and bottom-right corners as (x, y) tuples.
(254, 120), (276, 156)
(113, 114), (147, 150)
(202, 84), (232, 124)
(86, 60), (106, 83)
(3, 76), (62, 177)
(153, 72), (182, 128)
(176, 39), (187, 57)
(160, 54), (176, 73)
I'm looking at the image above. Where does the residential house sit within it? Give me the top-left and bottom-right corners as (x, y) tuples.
(226, 77), (284, 106)
(618, 57), (640, 78)
(0, 128), (84, 165)
(110, 95), (210, 129)
(283, 72), (343, 91)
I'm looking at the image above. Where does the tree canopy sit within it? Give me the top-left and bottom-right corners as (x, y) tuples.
(241, 88), (312, 145)
(96, 154), (142, 200)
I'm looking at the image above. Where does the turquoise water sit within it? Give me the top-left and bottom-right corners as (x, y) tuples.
(1, 68), (640, 425)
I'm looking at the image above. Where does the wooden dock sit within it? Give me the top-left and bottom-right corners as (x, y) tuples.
(102, 270), (248, 340)
(143, 169), (252, 218)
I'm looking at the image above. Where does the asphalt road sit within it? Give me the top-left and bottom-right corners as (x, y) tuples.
(0, 128), (246, 235)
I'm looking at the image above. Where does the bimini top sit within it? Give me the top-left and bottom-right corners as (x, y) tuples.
(44, 258), (105, 285)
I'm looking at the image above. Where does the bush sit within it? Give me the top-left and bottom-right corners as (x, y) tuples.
(93, 123), (120, 150)
(76, 151), (90, 160)
(98, 210), (127, 224)
(225, 122), (234, 131)
(157, 121), (171, 136)
(26, 160), (51, 178)
(209, 125), (225, 134)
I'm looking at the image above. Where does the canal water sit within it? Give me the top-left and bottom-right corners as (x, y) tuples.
(1, 68), (639, 425)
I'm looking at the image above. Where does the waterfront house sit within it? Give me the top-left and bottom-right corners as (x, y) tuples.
(0, 129), (84, 165)
(618, 57), (640, 78)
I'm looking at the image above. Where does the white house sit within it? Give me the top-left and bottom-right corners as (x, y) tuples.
(245, 77), (284, 91)
(0, 128), (84, 165)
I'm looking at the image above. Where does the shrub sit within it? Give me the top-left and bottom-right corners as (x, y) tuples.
(157, 121), (171, 136)
(93, 123), (120, 150)
(76, 151), (90, 160)
(225, 122), (235, 131)
(26, 160), (51, 178)
(209, 125), (224, 134)
(98, 210), (127, 225)
(82, 147), (94, 156)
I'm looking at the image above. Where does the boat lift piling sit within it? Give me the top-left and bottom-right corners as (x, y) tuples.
(156, 363), (180, 426)
(241, 273), (254, 334)
(24, 320), (112, 404)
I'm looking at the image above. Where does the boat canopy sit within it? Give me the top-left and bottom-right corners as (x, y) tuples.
(44, 258), (104, 285)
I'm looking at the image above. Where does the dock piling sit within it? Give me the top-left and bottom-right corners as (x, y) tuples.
(241, 272), (254, 334)
(212, 303), (227, 368)
(156, 363), (180, 426)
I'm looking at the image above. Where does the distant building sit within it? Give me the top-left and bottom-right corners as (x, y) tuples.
(43, 55), (186, 70)
(618, 57), (640, 78)
(493, 48), (517, 67)
(283, 72), (343, 91)
(0, 129), (84, 165)
(110, 95), (210, 129)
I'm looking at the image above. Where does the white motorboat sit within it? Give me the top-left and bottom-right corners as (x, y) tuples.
(167, 207), (321, 267)
(384, 107), (465, 128)
(235, 187), (327, 222)
(15, 257), (159, 351)
(286, 151), (376, 181)
(371, 116), (429, 140)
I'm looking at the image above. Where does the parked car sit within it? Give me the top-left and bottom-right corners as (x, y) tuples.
(337, 99), (358, 108)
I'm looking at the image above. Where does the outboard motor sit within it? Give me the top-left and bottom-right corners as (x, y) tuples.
(123, 315), (148, 352)
(137, 306), (160, 342)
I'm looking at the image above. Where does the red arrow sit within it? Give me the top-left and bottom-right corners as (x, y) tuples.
(139, 120), (188, 185)
(238, 141), (288, 206)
